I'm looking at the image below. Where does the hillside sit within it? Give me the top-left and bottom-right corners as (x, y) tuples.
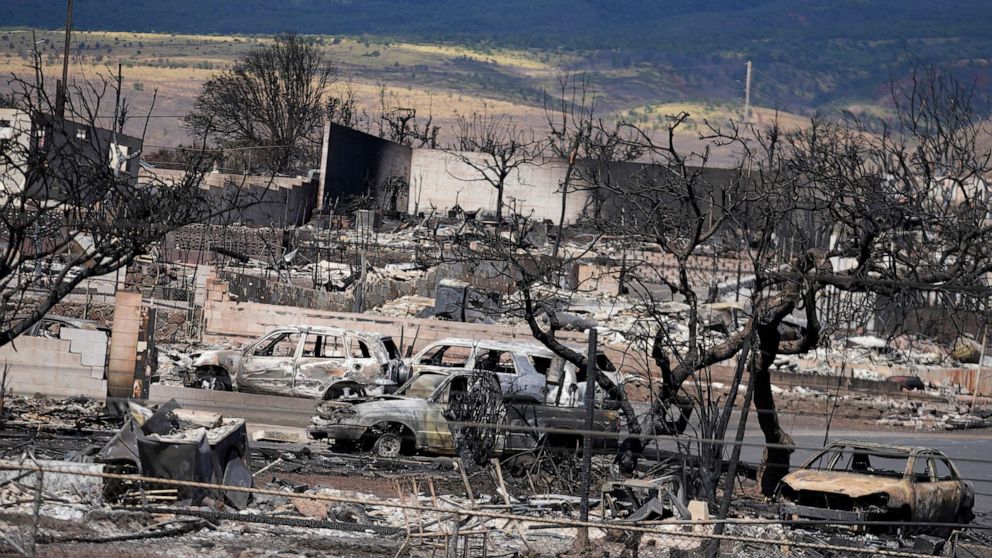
(5, 0), (992, 112)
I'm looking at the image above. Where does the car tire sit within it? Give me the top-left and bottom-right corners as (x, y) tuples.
(371, 432), (403, 459)
(210, 375), (233, 391)
(189, 366), (232, 391)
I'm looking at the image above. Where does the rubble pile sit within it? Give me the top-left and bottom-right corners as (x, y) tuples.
(762, 333), (979, 388)
(0, 394), (114, 432)
(366, 294), (435, 317)
(875, 400), (992, 430)
(156, 342), (234, 386)
(772, 385), (992, 430)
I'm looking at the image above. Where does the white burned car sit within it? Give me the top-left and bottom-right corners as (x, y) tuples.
(406, 338), (625, 406)
(185, 326), (407, 399)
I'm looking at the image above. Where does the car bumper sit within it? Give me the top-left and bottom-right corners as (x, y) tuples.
(779, 503), (873, 523)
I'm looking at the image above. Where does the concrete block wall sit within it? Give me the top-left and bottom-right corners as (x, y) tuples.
(216, 262), (514, 316)
(59, 328), (109, 378)
(219, 271), (353, 313)
(576, 264), (623, 296)
(0, 336), (107, 398)
(193, 265), (214, 307)
(107, 292), (142, 399)
(162, 224), (284, 265)
(201, 296), (586, 355)
(141, 168), (317, 227)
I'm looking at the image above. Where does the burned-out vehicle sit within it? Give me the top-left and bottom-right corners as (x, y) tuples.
(407, 338), (624, 405)
(777, 441), (974, 535)
(308, 370), (622, 459)
(184, 326), (407, 399)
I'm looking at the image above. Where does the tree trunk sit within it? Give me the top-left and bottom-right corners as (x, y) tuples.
(495, 183), (504, 224)
(753, 321), (794, 496)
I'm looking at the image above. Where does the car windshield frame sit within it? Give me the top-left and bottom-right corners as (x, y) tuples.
(802, 444), (913, 479)
(396, 372), (449, 399)
(250, 330), (300, 358)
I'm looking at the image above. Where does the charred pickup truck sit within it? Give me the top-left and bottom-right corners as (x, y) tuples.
(308, 370), (623, 459)
(777, 441), (974, 536)
(184, 326), (408, 399)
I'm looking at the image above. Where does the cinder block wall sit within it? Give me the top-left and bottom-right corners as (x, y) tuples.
(199, 281), (655, 378)
(0, 336), (106, 398)
(107, 292), (143, 399)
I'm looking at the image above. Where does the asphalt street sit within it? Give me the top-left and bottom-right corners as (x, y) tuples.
(172, 386), (992, 518)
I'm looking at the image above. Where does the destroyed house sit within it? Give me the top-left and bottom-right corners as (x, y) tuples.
(138, 166), (319, 227)
(0, 107), (142, 202)
(316, 121), (748, 225)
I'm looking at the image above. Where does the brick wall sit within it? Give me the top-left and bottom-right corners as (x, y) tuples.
(162, 224), (285, 265)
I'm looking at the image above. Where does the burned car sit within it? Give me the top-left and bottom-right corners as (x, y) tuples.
(777, 441), (974, 535)
(408, 338), (625, 405)
(184, 326), (407, 399)
(308, 370), (622, 459)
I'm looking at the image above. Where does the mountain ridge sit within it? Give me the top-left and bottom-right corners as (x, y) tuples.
(4, 1), (991, 111)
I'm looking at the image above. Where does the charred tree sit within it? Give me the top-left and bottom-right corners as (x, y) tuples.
(185, 33), (334, 174)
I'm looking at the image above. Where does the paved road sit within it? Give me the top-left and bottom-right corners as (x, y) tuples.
(169, 386), (992, 517)
(649, 422), (992, 518)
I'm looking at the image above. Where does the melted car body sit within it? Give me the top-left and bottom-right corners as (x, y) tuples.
(185, 326), (407, 399)
(407, 338), (624, 406)
(776, 440), (974, 535)
(308, 370), (622, 458)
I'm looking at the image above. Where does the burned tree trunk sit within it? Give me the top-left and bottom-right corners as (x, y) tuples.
(495, 182), (505, 224)
(752, 320), (794, 496)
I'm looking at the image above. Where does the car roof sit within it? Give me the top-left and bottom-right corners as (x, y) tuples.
(273, 325), (388, 338)
(426, 338), (558, 357)
(825, 440), (944, 457)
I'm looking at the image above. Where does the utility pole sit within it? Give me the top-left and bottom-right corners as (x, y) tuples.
(57, 0), (73, 118)
(971, 328), (988, 410)
(575, 328), (598, 550)
(743, 60), (752, 124)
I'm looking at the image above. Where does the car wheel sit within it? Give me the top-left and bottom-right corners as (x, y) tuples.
(209, 375), (232, 391)
(371, 432), (403, 458)
(190, 366), (232, 391)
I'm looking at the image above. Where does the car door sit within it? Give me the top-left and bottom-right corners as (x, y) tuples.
(422, 377), (456, 455)
(931, 456), (966, 522)
(294, 332), (350, 398)
(509, 353), (546, 402)
(412, 343), (475, 376)
(346, 335), (382, 385)
(544, 356), (577, 407)
(239, 330), (301, 395)
(910, 455), (951, 524)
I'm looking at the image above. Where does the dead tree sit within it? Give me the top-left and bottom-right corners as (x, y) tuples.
(0, 61), (256, 348)
(448, 112), (541, 223)
(598, 62), (992, 498)
(458, 63), (992, 503)
(185, 33), (334, 174)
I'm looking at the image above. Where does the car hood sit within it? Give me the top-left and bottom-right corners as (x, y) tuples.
(191, 349), (240, 368)
(353, 396), (431, 415)
(781, 470), (910, 500)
